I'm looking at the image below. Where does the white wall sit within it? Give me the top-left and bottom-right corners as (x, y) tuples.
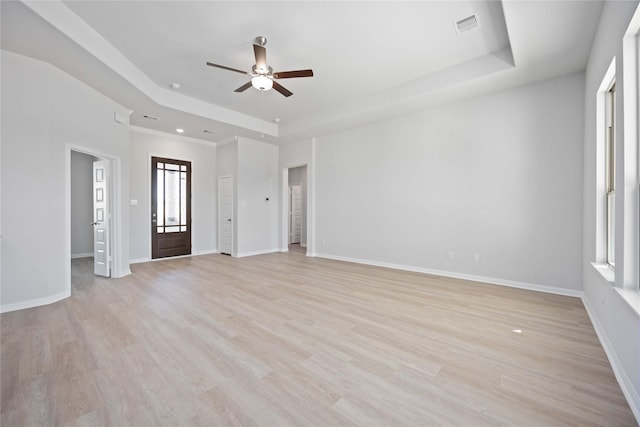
(70, 151), (96, 257)
(280, 139), (313, 168)
(236, 137), (279, 256)
(1, 50), (131, 312)
(314, 72), (585, 295)
(582, 0), (640, 419)
(129, 129), (217, 262)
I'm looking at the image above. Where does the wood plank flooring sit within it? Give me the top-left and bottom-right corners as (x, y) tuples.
(1, 249), (637, 426)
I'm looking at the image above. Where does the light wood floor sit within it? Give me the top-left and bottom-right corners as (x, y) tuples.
(1, 249), (636, 426)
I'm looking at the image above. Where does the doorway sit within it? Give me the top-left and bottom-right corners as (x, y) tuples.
(70, 151), (111, 278)
(286, 165), (308, 252)
(70, 151), (98, 260)
(218, 176), (233, 255)
(68, 146), (122, 293)
(289, 184), (302, 244)
(151, 156), (192, 259)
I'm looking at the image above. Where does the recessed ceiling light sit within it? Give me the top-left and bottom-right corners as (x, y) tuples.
(273, 118), (281, 123)
(176, 128), (184, 133)
(170, 82), (181, 90)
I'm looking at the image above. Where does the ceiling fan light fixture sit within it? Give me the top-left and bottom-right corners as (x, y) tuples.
(251, 75), (273, 91)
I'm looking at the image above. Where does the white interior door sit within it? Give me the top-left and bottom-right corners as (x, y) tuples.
(93, 160), (110, 277)
(218, 176), (233, 255)
(289, 185), (302, 244)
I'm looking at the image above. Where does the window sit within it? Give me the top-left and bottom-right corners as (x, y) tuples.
(605, 82), (616, 267)
(593, 57), (616, 282)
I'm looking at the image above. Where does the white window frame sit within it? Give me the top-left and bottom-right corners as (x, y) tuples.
(593, 59), (616, 284)
(605, 82), (616, 268)
(612, 8), (640, 312)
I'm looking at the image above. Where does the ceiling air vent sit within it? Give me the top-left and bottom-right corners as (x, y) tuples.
(454, 14), (479, 34)
(143, 114), (159, 121)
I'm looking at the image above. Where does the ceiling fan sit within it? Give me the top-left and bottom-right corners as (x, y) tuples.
(206, 36), (313, 97)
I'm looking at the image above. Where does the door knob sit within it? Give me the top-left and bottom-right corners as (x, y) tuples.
(227, 218), (232, 222)
(90, 221), (98, 226)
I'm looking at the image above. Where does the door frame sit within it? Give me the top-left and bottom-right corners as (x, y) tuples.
(146, 152), (197, 260)
(218, 175), (234, 255)
(289, 184), (303, 244)
(281, 163), (313, 255)
(150, 156), (192, 259)
(66, 145), (124, 292)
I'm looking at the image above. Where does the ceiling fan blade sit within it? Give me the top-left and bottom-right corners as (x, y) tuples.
(206, 62), (250, 75)
(253, 44), (267, 72)
(234, 81), (253, 93)
(273, 69), (314, 79)
(272, 80), (293, 97)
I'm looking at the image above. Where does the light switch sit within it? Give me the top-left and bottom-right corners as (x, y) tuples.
(130, 199), (138, 206)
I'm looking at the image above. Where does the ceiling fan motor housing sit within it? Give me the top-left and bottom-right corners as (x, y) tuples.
(252, 64), (273, 77)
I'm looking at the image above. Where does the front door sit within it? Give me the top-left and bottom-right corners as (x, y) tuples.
(151, 157), (192, 259)
(93, 160), (111, 277)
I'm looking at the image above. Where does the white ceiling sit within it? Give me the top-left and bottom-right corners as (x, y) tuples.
(1, 1), (603, 145)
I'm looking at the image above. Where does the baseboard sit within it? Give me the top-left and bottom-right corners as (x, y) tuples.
(112, 268), (132, 278)
(235, 248), (280, 258)
(314, 253), (583, 298)
(582, 296), (640, 423)
(71, 252), (93, 259)
(0, 289), (70, 314)
(130, 250), (218, 265)
(194, 249), (218, 256)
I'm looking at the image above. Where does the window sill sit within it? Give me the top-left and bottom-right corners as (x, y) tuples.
(591, 262), (640, 316)
(591, 262), (615, 283)
(614, 288), (640, 317)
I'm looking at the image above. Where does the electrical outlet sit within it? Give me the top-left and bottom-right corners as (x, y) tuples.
(474, 253), (480, 262)
(447, 251), (454, 260)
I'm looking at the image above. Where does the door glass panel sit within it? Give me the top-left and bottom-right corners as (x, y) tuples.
(157, 169), (164, 226)
(165, 226), (180, 233)
(180, 171), (187, 226)
(165, 170), (180, 225)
